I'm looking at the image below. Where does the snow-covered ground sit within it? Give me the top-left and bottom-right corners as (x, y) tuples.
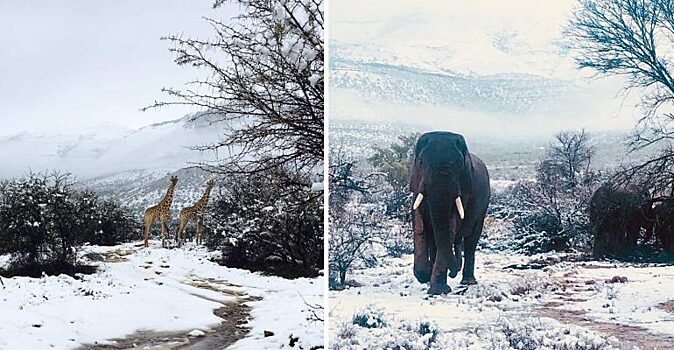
(0, 241), (324, 350)
(329, 251), (674, 349)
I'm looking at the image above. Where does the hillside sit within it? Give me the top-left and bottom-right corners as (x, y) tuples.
(0, 112), (228, 180)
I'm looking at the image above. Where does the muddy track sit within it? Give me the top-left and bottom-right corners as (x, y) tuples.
(78, 247), (259, 350)
(534, 267), (674, 350)
(78, 298), (255, 350)
(537, 304), (674, 350)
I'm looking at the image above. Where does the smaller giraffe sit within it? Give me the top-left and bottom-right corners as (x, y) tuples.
(177, 179), (216, 245)
(143, 176), (179, 248)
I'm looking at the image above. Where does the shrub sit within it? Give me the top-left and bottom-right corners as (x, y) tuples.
(76, 190), (141, 246)
(204, 167), (323, 278)
(0, 173), (139, 277)
(380, 223), (414, 258)
(352, 305), (387, 329)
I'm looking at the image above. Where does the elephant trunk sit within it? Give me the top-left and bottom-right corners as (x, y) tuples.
(427, 195), (460, 278)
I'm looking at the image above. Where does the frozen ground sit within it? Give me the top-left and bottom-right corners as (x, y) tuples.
(0, 241), (323, 350)
(329, 251), (674, 349)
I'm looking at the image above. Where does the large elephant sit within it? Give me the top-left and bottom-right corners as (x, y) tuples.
(410, 131), (490, 295)
(653, 199), (674, 252)
(589, 182), (653, 258)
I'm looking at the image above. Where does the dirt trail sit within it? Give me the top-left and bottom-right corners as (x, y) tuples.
(534, 266), (674, 350)
(78, 297), (252, 350)
(78, 247), (258, 350)
(537, 304), (674, 350)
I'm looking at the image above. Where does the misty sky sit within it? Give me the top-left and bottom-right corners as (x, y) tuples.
(0, 1), (237, 136)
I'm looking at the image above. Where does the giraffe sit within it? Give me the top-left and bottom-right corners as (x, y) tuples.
(143, 175), (178, 248)
(177, 179), (216, 245)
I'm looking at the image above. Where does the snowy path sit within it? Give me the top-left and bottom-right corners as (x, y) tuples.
(0, 241), (324, 350)
(329, 252), (674, 349)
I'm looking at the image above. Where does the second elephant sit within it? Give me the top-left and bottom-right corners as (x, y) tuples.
(589, 182), (653, 258)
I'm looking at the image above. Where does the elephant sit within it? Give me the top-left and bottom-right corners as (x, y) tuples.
(653, 199), (674, 252)
(409, 131), (490, 295)
(589, 182), (653, 258)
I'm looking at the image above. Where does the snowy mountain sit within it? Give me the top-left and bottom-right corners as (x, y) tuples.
(330, 55), (586, 116)
(329, 0), (639, 134)
(0, 112), (228, 180)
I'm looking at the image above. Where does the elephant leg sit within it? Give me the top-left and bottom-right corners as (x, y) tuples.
(428, 224), (452, 295)
(413, 210), (432, 283)
(626, 219), (640, 252)
(428, 227), (436, 270)
(460, 225), (481, 285)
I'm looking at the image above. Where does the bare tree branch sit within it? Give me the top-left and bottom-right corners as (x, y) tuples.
(145, 0), (324, 178)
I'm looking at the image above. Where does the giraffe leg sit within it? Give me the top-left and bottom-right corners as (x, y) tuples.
(161, 220), (169, 248)
(143, 212), (155, 248)
(177, 212), (188, 246)
(144, 224), (150, 248)
(196, 218), (203, 245)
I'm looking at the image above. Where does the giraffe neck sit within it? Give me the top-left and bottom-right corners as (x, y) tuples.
(160, 183), (177, 206)
(193, 186), (213, 211)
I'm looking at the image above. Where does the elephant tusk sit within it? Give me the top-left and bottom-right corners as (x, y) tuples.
(455, 197), (465, 219)
(413, 193), (424, 210)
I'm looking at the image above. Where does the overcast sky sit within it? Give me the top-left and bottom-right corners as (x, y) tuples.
(0, 1), (237, 136)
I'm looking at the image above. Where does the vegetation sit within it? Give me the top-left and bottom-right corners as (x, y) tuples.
(329, 135), (417, 289)
(0, 172), (139, 277)
(146, 0), (324, 180)
(204, 167), (323, 279)
(503, 130), (600, 254)
(568, 0), (674, 200)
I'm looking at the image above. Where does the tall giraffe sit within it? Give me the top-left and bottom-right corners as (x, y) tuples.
(177, 179), (216, 245)
(143, 176), (178, 248)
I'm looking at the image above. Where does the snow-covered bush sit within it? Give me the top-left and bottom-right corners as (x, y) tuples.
(352, 305), (387, 329)
(75, 189), (140, 246)
(380, 222), (414, 258)
(204, 167), (323, 278)
(329, 137), (415, 289)
(329, 202), (382, 288)
(334, 310), (622, 350)
(490, 131), (601, 255)
(367, 133), (418, 222)
(0, 173), (138, 277)
(333, 309), (443, 350)
(485, 317), (621, 350)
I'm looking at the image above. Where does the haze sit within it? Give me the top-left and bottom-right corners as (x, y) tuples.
(0, 1), (235, 136)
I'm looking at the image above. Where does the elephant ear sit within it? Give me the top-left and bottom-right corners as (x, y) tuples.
(455, 136), (473, 196)
(410, 134), (430, 193)
(410, 162), (421, 193)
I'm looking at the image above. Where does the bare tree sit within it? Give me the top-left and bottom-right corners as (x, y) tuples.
(145, 0), (323, 177)
(329, 205), (379, 288)
(329, 147), (382, 216)
(568, 0), (674, 199)
(568, 0), (674, 120)
(546, 129), (595, 188)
